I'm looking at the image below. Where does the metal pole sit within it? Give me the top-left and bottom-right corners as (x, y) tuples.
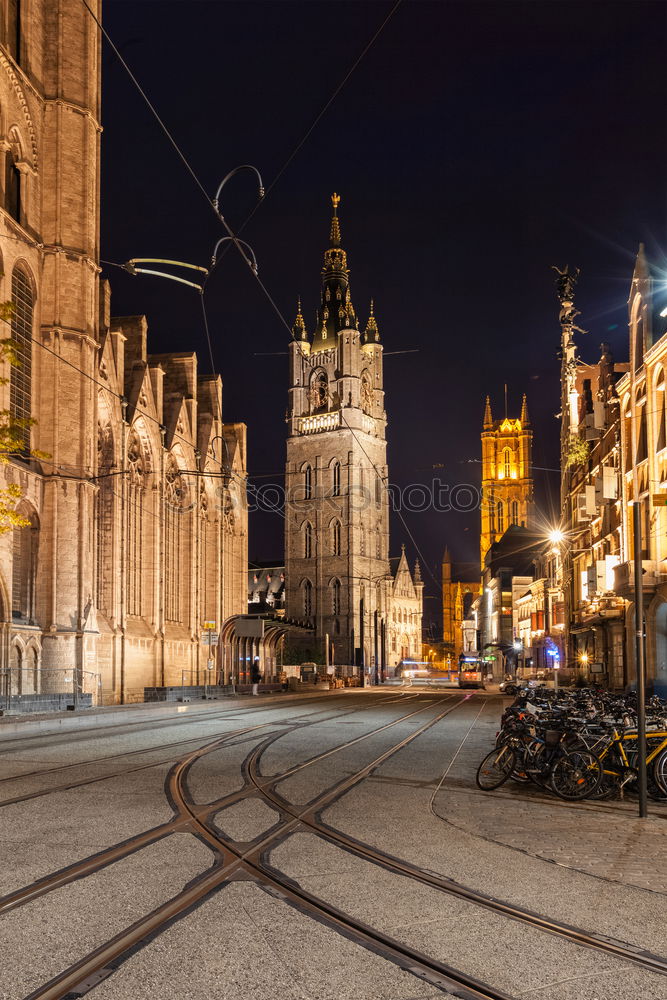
(373, 609), (379, 685)
(381, 618), (386, 683)
(359, 595), (365, 687)
(633, 501), (648, 818)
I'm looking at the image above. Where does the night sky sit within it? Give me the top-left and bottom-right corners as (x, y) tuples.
(100, 1), (667, 633)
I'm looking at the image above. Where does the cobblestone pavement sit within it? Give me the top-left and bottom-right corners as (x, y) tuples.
(433, 695), (667, 894)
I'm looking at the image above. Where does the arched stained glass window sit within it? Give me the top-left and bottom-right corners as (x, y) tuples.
(332, 578), (341, 615)
(10, 266), (33, 452)
(332, 461), (340, 496)
(332, 520), (341, 556)
(303, 579), (313, 618)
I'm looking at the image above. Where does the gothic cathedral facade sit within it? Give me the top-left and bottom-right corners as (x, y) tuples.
(284, 195), (422, 670)
(0, 1), (247, 703)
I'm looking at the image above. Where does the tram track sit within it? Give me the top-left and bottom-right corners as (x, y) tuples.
(0, 688), (413, 756)
(245, 700), (667, 984)
(0, 692), (447, 918)
(0, 691), (403, 807)
(0, 690), (368, 755)
(16, 690), (662, 1000)
(22, 695), (498, 1000)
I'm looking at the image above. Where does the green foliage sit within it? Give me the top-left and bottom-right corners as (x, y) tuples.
(565, 436), (590, 468)
(281, 642), (325, 666)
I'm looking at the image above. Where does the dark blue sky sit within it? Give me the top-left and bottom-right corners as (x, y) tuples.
(101, 1), (667, 632)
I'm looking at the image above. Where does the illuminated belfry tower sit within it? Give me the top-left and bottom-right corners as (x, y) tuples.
(285, 195), (389, 663)
(480, 394), (534, 569)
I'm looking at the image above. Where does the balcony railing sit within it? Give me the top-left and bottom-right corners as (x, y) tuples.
(299, 411), (341, 435)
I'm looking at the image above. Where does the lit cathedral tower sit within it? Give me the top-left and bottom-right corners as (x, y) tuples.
(480, 394), (534, 569)
(285, 194), (390, 664)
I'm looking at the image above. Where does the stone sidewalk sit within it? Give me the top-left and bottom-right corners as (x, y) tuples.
(434, 697), (667, 895)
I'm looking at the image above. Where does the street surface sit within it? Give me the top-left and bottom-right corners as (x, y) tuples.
(0, 689), (665, 1000)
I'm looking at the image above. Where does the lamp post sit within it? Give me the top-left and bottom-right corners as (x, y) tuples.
(544, 527), (567, 689)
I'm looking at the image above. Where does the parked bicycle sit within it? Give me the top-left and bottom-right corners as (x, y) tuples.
(476, 686), (667, 803)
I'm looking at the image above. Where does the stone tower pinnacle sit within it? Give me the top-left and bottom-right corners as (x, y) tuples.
(363, 300), (380, 345)
(292, 297), (308, 342)
(312, 194), (357, 353)
(483, 395), (493, 429)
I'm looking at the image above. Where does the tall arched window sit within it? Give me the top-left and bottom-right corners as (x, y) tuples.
(304, 464), (312, 500)
(623, 399), (632, 470)
(7, 0), (21, 64)
(510, 500), (519, 525)
(332, 461), (340, 497)
(488, 491), (495, 532)
(497, 500), (504, 534)
(309, 370), (328, 413)
(375, 474), (382, 505)
(361, 371), (372, 414)
(655, 369), (666, 452)
(375, 528), (381, 558)
(12, 504), (38, 621)
(10, 265), (33, 452)
(332, 519), (341, 556)
(303, 579), (313, 618)
(636, 398), (648, 464)
(332, 578), (341, 615)
(304, 521), (313, 559)
(5, 147), (21, 223)
(360, 527), (365, 556)
(503, 449), (512, 479)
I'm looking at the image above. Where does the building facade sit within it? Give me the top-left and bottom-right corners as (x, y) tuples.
(563, 343), (628, 687)
(0, 1), (247, 703)
(284, 194), (421, 670)
(614, 246), (667, 695)
(441, 548), (480, 663)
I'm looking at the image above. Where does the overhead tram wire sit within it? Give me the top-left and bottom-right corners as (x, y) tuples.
(203, 0), (403, 274)
(1, 313), (286, 525)
(83, 0), (433, 582)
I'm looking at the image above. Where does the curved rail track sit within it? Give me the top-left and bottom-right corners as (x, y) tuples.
(6, 690), (666, 1000)
(0, 692), (446, 917)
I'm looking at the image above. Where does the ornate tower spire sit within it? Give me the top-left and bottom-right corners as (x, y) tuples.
(292, 296), (308, 342)
(312, 192), (356, 352)
(414, 559), (422, 584)
(362, 299), (380, 344)
(483, 395), (493, 429)
(330, 191), (341, 247)
(520, 393), (529, 426)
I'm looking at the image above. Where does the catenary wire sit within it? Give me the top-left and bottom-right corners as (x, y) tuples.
(83, 0), (434, 585)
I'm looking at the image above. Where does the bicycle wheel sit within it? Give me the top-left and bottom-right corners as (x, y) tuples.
(550, 749), (602, 800)
(476, 746), (516, 790)
(588, 768), (622, 800)
(625, 748), (667, 801)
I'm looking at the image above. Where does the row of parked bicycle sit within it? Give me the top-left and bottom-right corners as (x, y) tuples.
(476, 686), (667, 801)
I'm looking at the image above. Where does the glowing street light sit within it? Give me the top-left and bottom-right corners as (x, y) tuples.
(548, 528), (565, 545)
